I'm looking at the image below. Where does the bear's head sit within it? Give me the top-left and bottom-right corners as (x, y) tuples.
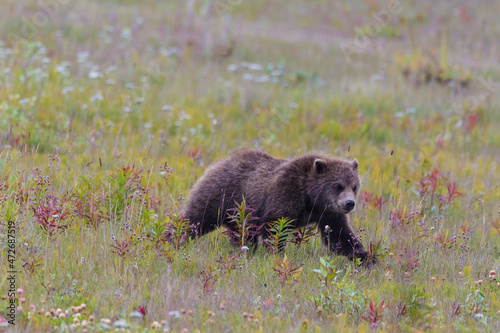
(309, 157), (361, 215)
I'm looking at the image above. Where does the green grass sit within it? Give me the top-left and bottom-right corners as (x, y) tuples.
(1, 0), (500, 331)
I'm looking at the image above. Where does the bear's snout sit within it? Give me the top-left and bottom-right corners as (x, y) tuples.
(345, 200), (355, 211)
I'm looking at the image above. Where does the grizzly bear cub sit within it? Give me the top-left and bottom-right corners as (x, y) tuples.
(184, 149), (367, 261)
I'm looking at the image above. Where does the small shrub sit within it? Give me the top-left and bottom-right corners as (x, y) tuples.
(224, 199), (263, 248)
(311, 258), (366, 316)
(265, 218), (295, 253)
(166, 213), (192, 250)
(216, 254), (241, 274)
(107, 165), (144, 219)
(32, 199), (69, 239)
(200, 264), (218, 293)
(273, 254), (303, 288)
(290, 225), (316, 247)
(361, 300), (387, 328)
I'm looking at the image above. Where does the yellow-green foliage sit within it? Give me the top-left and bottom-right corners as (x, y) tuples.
(0, 0), (499, 332)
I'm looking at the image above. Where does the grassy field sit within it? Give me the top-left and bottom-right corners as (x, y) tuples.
(1, 0), (500, 331)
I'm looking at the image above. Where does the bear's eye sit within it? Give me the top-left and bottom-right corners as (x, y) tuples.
(335, 184), (344, 192)
(353, 185), (357, 192)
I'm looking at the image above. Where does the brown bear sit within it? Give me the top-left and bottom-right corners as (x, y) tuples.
(184, 149), (367, 261)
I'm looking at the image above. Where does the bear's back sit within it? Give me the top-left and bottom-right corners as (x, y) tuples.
(184, 149), (285, 230)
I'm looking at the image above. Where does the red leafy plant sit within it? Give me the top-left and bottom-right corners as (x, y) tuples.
(492, 220), (500, 236)
(32, 199), (70, 239)
(223, 199), (263, 248)
(216, 254), (242, 274)
(136, 305), (147, 317)
(290, 225), (316, 247)
(438, 182), (463, 206)
(418, 169), (444, 204)
(389, 208), (421, 229)
(434, 233), (457, 251)
(111, 235), (135, 258)
(274, 254), (303, 288)
(360, 191), (387, 212)
(72, 189), (109, 229)
(22, 251), (43, 274)
(365, 240), (386, 265)
(200, 264), (218, 293)
(417, 169), (462, 208)
(361, 300), (388, 328)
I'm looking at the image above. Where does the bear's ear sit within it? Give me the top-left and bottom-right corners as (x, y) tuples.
(352, 158), (359, 171)
(314, 159), (327, 174)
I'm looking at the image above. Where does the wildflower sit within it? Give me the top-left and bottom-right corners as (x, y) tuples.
(162, 105), (174, 112)
(241, 62), (263, 71)
(77, 51), (89, 63)
(113, 319), (131, 328)
(129, 311), (144, 318)
(88, 71), (103, 79)
(160, 47), (179, 57)
(90, 91), (103, 102)
(62, 86), (73, 94)
(489, 270), (496, 281)
(179, 111), (191, 120)
(255, 74), (270, 83)
(242, 73), (254, 81)
(105, 65), (117, 74)
(151, 321), (162, 329)
(168, 311), (180, 319)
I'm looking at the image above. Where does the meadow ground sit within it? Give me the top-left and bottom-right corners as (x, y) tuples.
(1, 0), (500, 331)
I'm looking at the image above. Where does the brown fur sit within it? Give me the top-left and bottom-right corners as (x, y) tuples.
(184, 149), (367, 260)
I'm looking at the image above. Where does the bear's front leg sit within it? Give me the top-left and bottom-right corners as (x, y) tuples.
(318, 212), (367, 261)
